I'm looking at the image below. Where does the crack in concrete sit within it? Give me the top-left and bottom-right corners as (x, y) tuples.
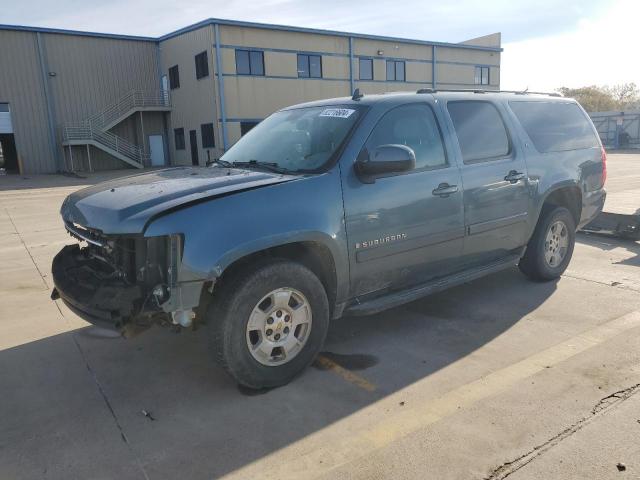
(562, 273), (640, 293)
(5, 208), (50, 290)
(484, 383), (640, 480)
(70, 335), (151, 480)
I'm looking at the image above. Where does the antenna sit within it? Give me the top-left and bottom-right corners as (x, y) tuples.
(352, 88), (363, 101)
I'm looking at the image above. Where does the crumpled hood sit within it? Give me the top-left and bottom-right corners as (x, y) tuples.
(61, 167), (295, 234)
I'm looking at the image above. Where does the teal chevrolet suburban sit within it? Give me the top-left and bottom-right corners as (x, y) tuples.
(52, 89), (606, 388)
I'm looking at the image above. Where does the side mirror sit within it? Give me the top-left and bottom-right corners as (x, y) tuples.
(356, 144), (416, 182)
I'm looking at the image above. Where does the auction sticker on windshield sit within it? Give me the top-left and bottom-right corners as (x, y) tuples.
(319, 108), (356, 118)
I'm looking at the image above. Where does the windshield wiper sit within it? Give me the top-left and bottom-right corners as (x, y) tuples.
(231, 160), (292, 174)
(208, 158), (233, 168)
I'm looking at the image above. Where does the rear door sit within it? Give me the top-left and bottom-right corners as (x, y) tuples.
(342, 101), (465, 297)
(445, 100), (530, 264)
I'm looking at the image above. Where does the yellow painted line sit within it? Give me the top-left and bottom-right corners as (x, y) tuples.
(225, 310), (640, 480)
(315, 355), (377, 392)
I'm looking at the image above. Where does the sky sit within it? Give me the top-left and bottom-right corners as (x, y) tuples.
(1, 0), (638, 91)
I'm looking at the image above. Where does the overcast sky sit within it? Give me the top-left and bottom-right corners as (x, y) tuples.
(2, 0), (637, 91)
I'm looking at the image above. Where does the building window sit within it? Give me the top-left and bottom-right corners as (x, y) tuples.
(475, 66), (489, 85)
(195, 51), (209, 79)
(359, 58), (373, 80)
(169, 65), (180, 89)
(0, 103), (9, 112)
(240, 121), (260, 136)
(201, 123), (215, 148)
(235, 49), (265, 76)
(386, 60), (405, 81)
(297, 54), (322, 78)
(174, 128), (185, 150)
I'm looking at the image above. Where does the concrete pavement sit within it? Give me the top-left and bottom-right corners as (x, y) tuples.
(0, 154), (639, 479)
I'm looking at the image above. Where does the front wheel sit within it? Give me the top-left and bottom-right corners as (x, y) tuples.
(519, 206), (576, 281)
(207, 259), (329, 389)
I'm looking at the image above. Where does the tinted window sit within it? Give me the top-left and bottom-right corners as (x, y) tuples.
(474, 66), (489, 85)
(0, 103), (8, 112)
(236, 50), (265, 76)
(386, 60), (405, 81)
(201, 123), (215, 148)
(297, 54), (322, 78)
(447, 101), (510, 163)
(365, 104), (447, 170)
(174, 128), (185, 150)
(240, 121), (259, 136)
(195, 51), (209, 79)
(509, 101), (599, 153)
(359, 58), (373, 80)
(235, 50), (250, 75)
(168, 65), (180, 89)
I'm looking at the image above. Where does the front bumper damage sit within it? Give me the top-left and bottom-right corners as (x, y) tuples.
(51, 224), (205, 335)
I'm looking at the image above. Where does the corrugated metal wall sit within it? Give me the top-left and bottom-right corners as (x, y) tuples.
(0, 30), (54, 173)
(0, 29), (160, 174)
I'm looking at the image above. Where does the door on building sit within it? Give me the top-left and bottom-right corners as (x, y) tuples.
(149, 135), (165, 167)
(189, 130), (199, 166)
(0, 103), (18, 173)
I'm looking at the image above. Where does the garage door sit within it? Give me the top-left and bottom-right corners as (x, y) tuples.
(0, 104), (13, 134)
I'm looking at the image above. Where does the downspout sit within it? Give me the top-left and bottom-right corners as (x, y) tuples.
(214, 23), (228, 151)
(432, 45), (437, 89)
(348, 36), (354, 94)
(36, 32), (63, 172)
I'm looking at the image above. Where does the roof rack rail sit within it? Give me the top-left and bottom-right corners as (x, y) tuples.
(416, 88), (562, 97)
(352, 88), (364, 101)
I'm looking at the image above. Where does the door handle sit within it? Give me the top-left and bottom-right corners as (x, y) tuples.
(432, 183), (459, 197)
(504, 170), (526, 183)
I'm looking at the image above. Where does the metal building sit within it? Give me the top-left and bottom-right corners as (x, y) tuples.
(0, 19), (502, 174)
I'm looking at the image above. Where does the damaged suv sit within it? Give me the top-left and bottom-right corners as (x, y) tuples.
(52, 90), (606, 388)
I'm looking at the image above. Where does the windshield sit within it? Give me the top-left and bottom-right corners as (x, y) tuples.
(220, 105), (362, 172)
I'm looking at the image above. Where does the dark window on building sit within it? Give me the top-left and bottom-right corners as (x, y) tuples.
(364, 104), (447, 171)
(240, 121), (260, 136)
(447, 101), (510, 163)
(174, 128), (185, 150)
(235, 49), (265, 76)
(475, 66), (489, 85)
(297, 54), (322, 78)
(195, 51), (209, 79)
(509, 101), (599, 153)
(386, 60), (405, 81)
(169, 65), (180, 89)
(201, 123), (215, 148)
(359, 58), (373, 80)
(0, 103), (9, 112)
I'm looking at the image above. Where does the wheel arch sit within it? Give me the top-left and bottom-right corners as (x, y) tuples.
(538, 184), (582, 228)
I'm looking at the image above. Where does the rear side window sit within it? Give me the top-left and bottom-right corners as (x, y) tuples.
(364, 103), (447, 170)
(509, 101), (598, 153)
(447, 101), (510, 163)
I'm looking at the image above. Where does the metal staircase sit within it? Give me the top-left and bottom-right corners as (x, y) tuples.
(62, 90), (171, 169)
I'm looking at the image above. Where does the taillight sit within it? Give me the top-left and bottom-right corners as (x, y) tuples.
(601, 146), (607, 187)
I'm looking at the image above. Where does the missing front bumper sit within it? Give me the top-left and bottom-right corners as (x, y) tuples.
(51, 244), (144, 331)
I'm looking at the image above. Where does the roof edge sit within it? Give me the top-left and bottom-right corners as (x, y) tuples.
(0, 23), (156, 42)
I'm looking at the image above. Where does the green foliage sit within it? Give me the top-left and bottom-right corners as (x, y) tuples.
(557, 83), (639, 112)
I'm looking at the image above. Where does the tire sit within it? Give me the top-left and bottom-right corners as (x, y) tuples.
(519, 206), (576, 281)
(207, 259), (329, 389)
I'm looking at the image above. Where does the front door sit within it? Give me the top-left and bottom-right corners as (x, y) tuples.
(149, 135), (165, 166)
(189, 129), (199, 166)
(343, 102), (465, 298)
(445, 100), (530, 264)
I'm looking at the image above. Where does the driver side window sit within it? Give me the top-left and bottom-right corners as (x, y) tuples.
(364, 103), (447, 171)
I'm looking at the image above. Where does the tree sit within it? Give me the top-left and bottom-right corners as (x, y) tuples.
(557, 83), (640, 112)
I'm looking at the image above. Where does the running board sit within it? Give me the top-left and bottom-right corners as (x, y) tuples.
(345, 254), (521, 316)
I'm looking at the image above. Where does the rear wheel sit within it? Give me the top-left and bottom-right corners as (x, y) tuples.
(207, 259), (329, 389)
(519, 206), (576, 281)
